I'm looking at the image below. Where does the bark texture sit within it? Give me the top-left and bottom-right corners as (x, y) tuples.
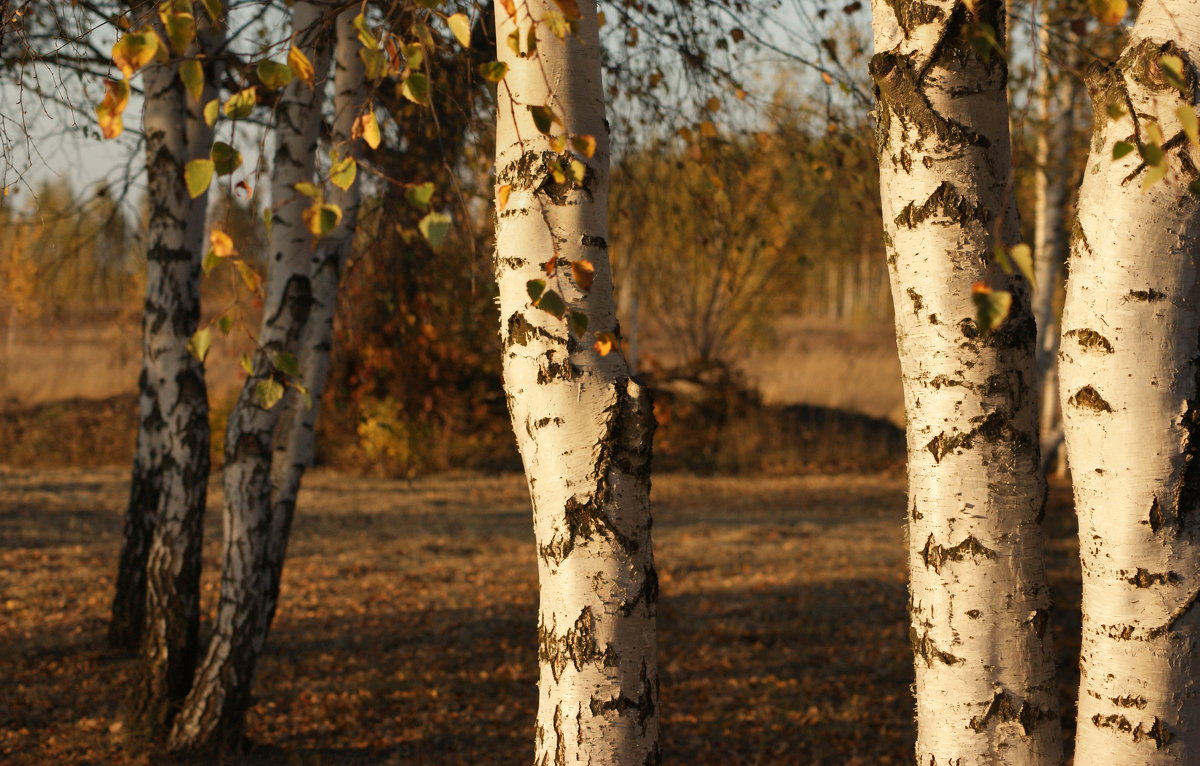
(167, 2), (332, 753)
(869, 0), (1062, 762)
(128, 3), (219, 734)
(1059, 3), (1200, 761)
(494, 2), (659, 763)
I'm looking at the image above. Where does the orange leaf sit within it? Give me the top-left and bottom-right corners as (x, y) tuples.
(499, 0), (517, 20)
(210, 229), (236, 257)
(571, 259), (595, 292)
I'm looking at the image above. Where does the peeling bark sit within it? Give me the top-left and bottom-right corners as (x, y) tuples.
(870, 0), (1062, 762)
(1060, 4), (1200, 761)
(166, 2), (333, 754)
(494, 2), (658, 763)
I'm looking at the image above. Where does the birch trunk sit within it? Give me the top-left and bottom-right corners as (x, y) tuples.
(869, 0), (1062, 762)
(494, 2), (659, 763)
(1059, 2), (1200, 761)
(1033, 9), (1077, 475)
(167, 3), (331, 753)
(129, 4), (219, 732)
(113, 0), (225, 658)
(262, 6), (364, 647)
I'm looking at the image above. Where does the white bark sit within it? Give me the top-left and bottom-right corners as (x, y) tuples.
(870, 0), (1062, 762)
(494, 2), (658, 763)
(167, 2), (332, 753)
(1059, 2), (1200, 761)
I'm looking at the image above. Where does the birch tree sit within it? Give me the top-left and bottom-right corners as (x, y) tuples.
(493, 0), (659, 762)
(167, 1), (334, 752)
(869, 0), (1062, 761)
(1059, 1), (1200, 760)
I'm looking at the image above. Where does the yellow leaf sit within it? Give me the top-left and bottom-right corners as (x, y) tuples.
(223, 87), (257, 119)
(111, 29), (160, 78)
(353, 111), (381, 149)
(551, 0), (582, 19)
(499, 0), (517, 20)
(571, 259), (595, 291)
(234, 259), (262, 293)
(210, 229), (236, 257)
(447, 13), (472, 48)
(160, 6), (195, 54)
(257, 60), (294, 90)
(302, 202), (343, 237)
(497, 183), (512, 210)
(184, 158), (214, 199)
(95, 78), (130, 139)
(571, 134), (597, 158)
(330, 155), (357, 190)
(179, 59), (204, 102)
(288, 45), (315, 87)
(1088, 0), (1127, 26)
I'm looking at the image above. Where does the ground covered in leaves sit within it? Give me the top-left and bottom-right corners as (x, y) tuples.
(0, 468), (1082, 765)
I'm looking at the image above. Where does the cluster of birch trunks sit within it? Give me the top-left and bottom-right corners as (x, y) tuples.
(97, 0), (1200, 763)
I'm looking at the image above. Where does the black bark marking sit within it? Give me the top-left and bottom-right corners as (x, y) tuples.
(1127, 568), (1181, 588)
(870, 50), (985, 152)
(921, 533), (996, 573)
(882, 0), (945, 36)
(910, 627), (964, 667)
(966, 609), (982, 619)
(589, 660), (657, 729)
(928, 374), (967, 390)
(1091, 714), (1171, 749)
(581, 234), (607, 249)
(553, 703), (566, 766)
(1176, 394), (1200, 530)
(925, 410), (1018, 463)
(1065, 328), (1115, 353)
(537, 352), (576, 385)
(1069, 385), (1113, 413)
(969, 690), (1054, 735)
(538, 607), (613, 683)
(1149, 497), (1166, 533)
(1112, 695), (1149, 709)
(1126, 288), (1166, 302)
(893, 181), (989, 230)
(907, 287), (924, 316)
(619, 562), (659, 616)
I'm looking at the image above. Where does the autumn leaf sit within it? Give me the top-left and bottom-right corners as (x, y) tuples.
(330, 155), (357, 191)
(111, 29), (160, 78)
(257, 60), (294, 89)
(571, 259), (596, 291)
(499, 0), (517, 20)
(184, 159), (214, 199)
(95, 79), (130, 139)
(210, 229), (236, 257)
(352, 111), (381, 149)
(289, 45), (315, 87)
(179, 59), (204, 102)
(447, 13), (472, 47)
(497, 184), (512, 210)
(593, 331), (617, 356)
(302, 202), (343, 237)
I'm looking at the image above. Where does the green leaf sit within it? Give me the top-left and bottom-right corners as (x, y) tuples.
(257, 59), (294, 89)
(210, 141), (242, 175)
(180, 59), (204, 103)
(568, 310), (588, 336)
(302, 202), (343, 237)
(184, 159), (214, 199)
(401, 72), (430, 105)
(527, 279), (546, 302)
(360, 48), (386, 81)
(240, 353), (254, 374)
(447, 12), (472, 48)
(273, 351), (300, 378)
(218, 315), (233, 334)
(202, 249), (220, 275)
(972, 285), (1012, 333)
(529, 105), (559, 135)
(254, 378), (285, 409)
(187, 327), (212, 362)
(1112, 141), (1135, 160)
(406, 182), (435, 209)
(223, 87), (257, 119)
(330, 155), (357, 190)
(479, 61), (507, 83)
(537, 289), (566, 319)
(200, 0), (222, 23)
(418, 211), (452, 248)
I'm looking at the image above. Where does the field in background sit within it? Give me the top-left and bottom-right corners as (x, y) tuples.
(0, 469), (1084, 765)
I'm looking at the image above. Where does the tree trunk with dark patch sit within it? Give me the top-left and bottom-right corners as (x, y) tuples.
(1059, 3), (1200, 761)
(494, 2), (659, 763)
(127, 2), (221, 737)
(869, 0), (1062, 762)
(166, 2), (332, 754)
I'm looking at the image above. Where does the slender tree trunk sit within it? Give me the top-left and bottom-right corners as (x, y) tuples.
(167, 2), (332, 754)
(129, 4), (220, 733)
(112, 0), (225, 659)
(262, 5), (365, 649)
(1059, 3), (1200, 761)
(1033, 8), (1077, 475)
(494, 3), (659, 763)
(869, 0), (1062, 762)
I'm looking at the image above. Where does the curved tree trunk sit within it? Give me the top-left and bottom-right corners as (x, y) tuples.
(1059, 2), (1200, 761)
(167, 2), (332, 753)
(494, 2), (659, 763)
(129, 3), (221, 734)
(869, 0), (1062, 762)
(1032, 7), (1078, 476)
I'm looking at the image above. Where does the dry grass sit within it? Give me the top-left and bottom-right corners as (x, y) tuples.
(0, 468), (1083, 765)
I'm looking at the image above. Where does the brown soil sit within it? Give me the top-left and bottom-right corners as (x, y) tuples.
(0, 469), (1082, 765)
